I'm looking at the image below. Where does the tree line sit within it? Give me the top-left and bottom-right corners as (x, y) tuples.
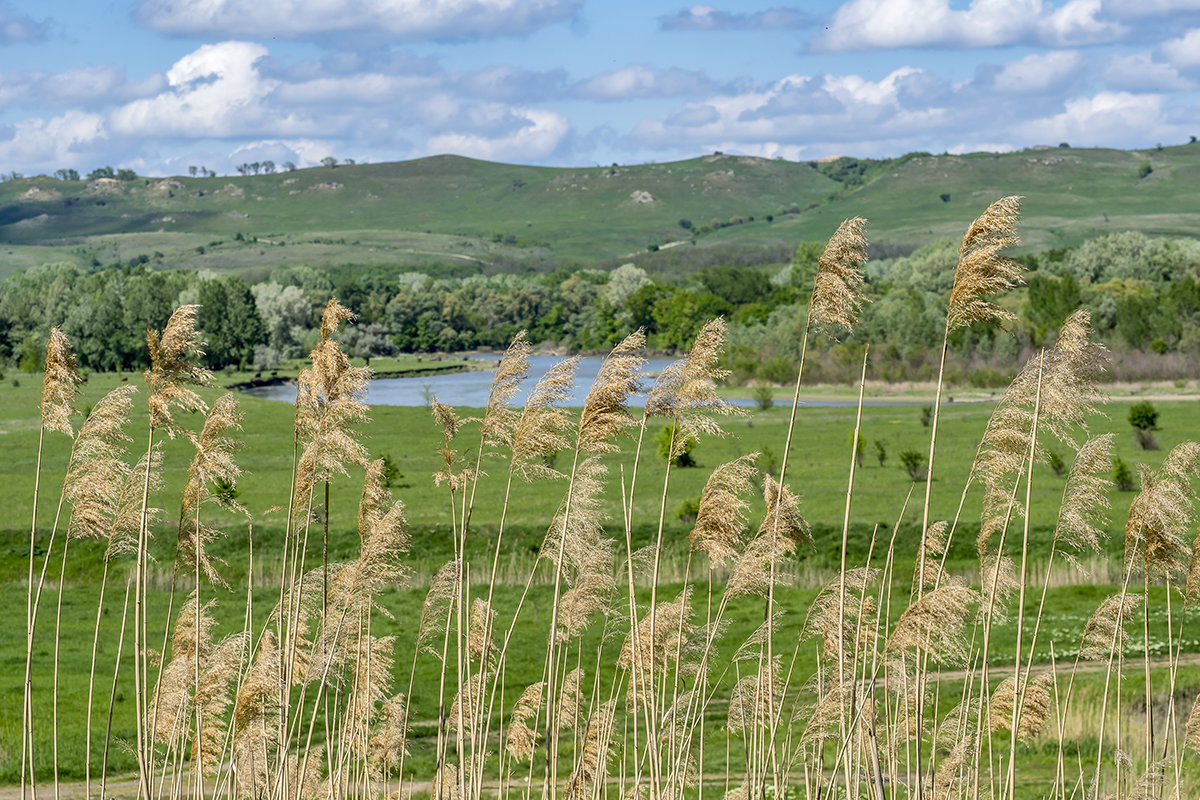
(1, 230), (1197, 382)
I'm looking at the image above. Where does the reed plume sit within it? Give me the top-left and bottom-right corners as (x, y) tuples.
(1128, 442), (1200, 575)
(506, 682), (544, 763)
(688, 454), (759, 566)
(145, 304), (211, 433)
(989, 672), (1052, 743)
(810, 216), (869, 334)
(1079, 593), (1142, 660)
(64, 386), (136, 542)
(885, 584), (977, 665)
(479, 329), (532, 449)
(511, 356), (579, 480)
(564, 700), (616, 800)
(946, 196), (1023, 331)
(40, 326), (82, 437)
(578, 330), (646, 453)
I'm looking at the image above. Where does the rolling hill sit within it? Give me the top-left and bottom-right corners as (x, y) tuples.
(1, 144), (1198, 280)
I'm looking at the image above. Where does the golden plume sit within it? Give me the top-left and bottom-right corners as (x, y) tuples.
(1078, 592), (1142, 661)
(480, 330), (531, 449)
(145, 304), (211, 434)
(1128, 441), (1200, 576)
(505, 681), (544, 763)
(989, 672), (1053, 743)
(64, 386), (136, 542)
(810, 216), (869, 334)
(688, 454), (759, 566)
(292, 298), (370, 509)
(885, 583), (978, 665)
(178, 392), (246, 586)
(577, 329), (646, 454)
(40, 326), (81, 436)
(511, 356), (578, 480)
(946, 196), (1023, 331)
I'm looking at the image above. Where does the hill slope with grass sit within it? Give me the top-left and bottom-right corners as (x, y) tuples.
(1, 144), (1198, 280)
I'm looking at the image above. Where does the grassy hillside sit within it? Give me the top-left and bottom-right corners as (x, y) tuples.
(2, 145), (1199, 281)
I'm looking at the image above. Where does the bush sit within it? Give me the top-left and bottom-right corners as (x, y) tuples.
(753, 385), (774, 411)
(656, 424), (697, 468)
(1047, 449), (1066, 477)
(874, 439), (887, 467)
(920, 405), (933, 428)
(899, 449), (928, 481)
(1113, 456), (1136, 492)
(1138, 161), (1153, 179)
(847, 430), (864, 468)
(1129, 401), (1159, 450)
(674, 496), (700, 523)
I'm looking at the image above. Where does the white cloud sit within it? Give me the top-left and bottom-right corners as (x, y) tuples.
(574, 66), (714, 100)
(1162, 28), (1200, 68)
(0, 4), (48, 44)
(134, 0), (581, 42)
(108, 42), (314, 138)
(422, 107), (569, 161)
(1105, 0), (1200, 15)
(1103, 52), (1194, 90)
(0, 111), (106, 169)
(816, 0), (1125, 51)
(659, 5), (813, 31)
(1022, 90), (1164, 144)
(991, 50), (1084, 92)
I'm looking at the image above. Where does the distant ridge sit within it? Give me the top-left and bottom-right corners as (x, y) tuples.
(1, 144), (1197, 279)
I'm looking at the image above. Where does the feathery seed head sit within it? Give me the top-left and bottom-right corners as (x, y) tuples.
(578, 330), (646, 453)
(947, 196), (1023, 331)
(480, 330), (531, 447)
(689, 454), (759, 565)
(512, 356), (578, 479)
(145, 305), (212, 434)
(989, 673), (1052, 743)
(40, 326), (81, 437)
(1128, 441), (1200, 575)
(810, 217), (869, 334)
(1079, 592), (1142, 660)
(64, 386), (135, 542)
(506, 682), (544, 763)
(886, 583), (978, 665)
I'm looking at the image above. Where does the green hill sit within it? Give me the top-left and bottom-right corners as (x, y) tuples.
(2, 144), (1198, 280)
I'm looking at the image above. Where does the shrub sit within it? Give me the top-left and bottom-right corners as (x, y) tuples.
(847, 430), (864, 468)
(1047, 449), (1066, 477)
(1138, 160), (1153, 179)
(874, 439), (887, 467)
(920, 405), (933, 427)
(674, 496), (700, 523)
(899, 449), (928, 481)
(753, 385), (774, 411)
(1129, 401), (1160, 450)
(656, 424), (697, 467)
(1113, 456), (1136, 491)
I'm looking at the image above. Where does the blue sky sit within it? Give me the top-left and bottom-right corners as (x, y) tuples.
(1, 0), (1199, 176)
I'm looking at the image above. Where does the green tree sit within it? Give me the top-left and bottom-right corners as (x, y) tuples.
(198, 275), (266, 369)
(656, 424), (697, 468)
(899, 449), (927, 481)
(1129, 400), (1159, 450)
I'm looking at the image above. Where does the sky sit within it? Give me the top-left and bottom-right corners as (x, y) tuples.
(1, 0), (1199, 177)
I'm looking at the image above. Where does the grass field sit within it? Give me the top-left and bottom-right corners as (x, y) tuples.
(4, 350), (1200, 796)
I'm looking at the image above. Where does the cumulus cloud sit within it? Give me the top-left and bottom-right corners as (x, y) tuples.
(0, 65), (163, 111)
(816, 0), (1126, 51)
(574, 65), (716, 100)
(109, 42), (315, 138)
(1103, 52), (1194, 90)
(0, 4), (48, 44)
(660, 4), (813, 30)
(422, 107), (569, 161)
(1022, 90), (1165, 144)
(134, 0), (581, 42)
(985, 50), (1084, 93)
(0, 111), (106, 168)
(1162, 28), (1200, 68)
